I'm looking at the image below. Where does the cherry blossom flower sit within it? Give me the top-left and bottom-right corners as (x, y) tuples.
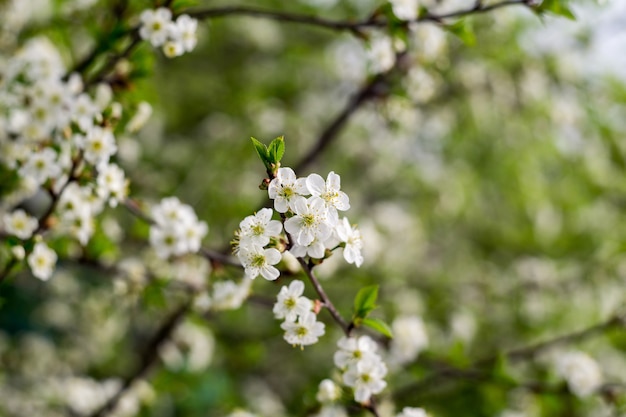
(306, 171), (350, 225)
(281, 311), (325, 347)
(334, 335), (379, 369)
(2, 209), (38, 239)
(139, 8), (172, 47)
(268, 167), (308, 213)
(556, 351), (602, 398)
(18, 148), (62, 185)
(284, 197), (332, 246)
(335, 217), (363, 267)
(238, 246), (282, 280)
(27, 241), (57, 281)
(342, 355), (388, 403)
(238, 208), (282, 249)
(273, 280), (313, 322)
(390, 0), (419, 21)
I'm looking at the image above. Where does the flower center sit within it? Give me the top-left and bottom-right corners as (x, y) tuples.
(302, 214), (316, 227)
(251, 254), (266, 267)
(281, 186), (294, 199)
(296, 326), (308, 337)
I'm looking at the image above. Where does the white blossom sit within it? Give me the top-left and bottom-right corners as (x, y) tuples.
(96, 163), (128, 207)
(81, 126), (117, 167)
(316, 379), (341, 403)
(334, 335), (379, 369)
(238, 246), (282, 280)
(390, 0), (419, 21)
(170, 14), (198, 52)
(342, 355), (388, 403)
(211, 279), (251, 310)
(396, 407), (427, 417)
(367, 33), (395, 73)
(281, 311), (325, 347)
(238, 208), (282, 249)
(2, 209), (38, 239)
(27, 241), (57, 281)
(268, 167), (308, 213)
(139, 8), (172, 47)
(18, 147), (62, 185)
(149, 197), (208, 258)
(556, 350), (602, 398)
(389, 315), (428, 365)
(284, 197), (332, 246)
(335, 217), (363, 267)
(306, 171), (350, 225)
(273, 280), (313, 322)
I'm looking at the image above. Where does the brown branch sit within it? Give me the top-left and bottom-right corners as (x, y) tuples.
(187, 6), (376, 34)
(297, 257), (351, 336)
(186, 0), (532, 32)
(0, 258), (19, 285)
(294, 66), (393, 173)
(89, 299), (192, 417)
(393, 314), (626, 400)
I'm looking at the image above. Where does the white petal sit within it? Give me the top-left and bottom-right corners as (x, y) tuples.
(306, 173), (325, 196)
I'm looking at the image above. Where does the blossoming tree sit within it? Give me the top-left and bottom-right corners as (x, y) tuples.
(0, 0), (624, 416)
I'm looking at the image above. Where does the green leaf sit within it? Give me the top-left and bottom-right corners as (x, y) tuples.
(250, 137), (269, 165)
(353, 285), (379, 319)
(445, 19), (476, 46)
(268, 136), (285, 164)
(362, 317), (393, 338)
(535, 0), (576, 20)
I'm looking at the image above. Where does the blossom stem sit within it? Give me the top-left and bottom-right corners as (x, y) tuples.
(296, 257), (351, 336)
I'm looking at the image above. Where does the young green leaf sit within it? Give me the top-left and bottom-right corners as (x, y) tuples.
(250, 137), (269, 165)
(362, 317), (393, 338)
(353, 285), (379, 319)
(535, 0), (576, 20)
(445, 19), (476, 46)
(268, 136), (285, 164)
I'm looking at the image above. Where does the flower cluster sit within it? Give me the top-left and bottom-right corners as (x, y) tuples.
(333, 335), (388, 403)
(233, 167), (363, 280)
(0, 37), (133, 281)
(273, 280), (325, 347)
(139, 8), (199, 58)
(149, 197), (208, 259)
(555, 350), (602, 398)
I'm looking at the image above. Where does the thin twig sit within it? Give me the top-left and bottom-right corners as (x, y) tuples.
(297, 257), (351, 336)
(294, 67), (392, 173)
(89, 299), (192, 417)
(393, 314), (626, 400)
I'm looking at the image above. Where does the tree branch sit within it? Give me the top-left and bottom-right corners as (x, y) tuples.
(89, 299), (192, 417)
(394, 313), (626, 400)
(297, 257), (351, 336)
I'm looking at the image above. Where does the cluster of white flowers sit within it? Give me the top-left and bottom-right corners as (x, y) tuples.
(139, 8), (198, 58)
(333, 335), (388, 403)
(233, 167), (363, 281)
(0, 37), (136, 281)
(272, 280), (325, 347)
(149, 197), (208, 259)
(193, 279), (252, 312)
(555, 350), (603, 398)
